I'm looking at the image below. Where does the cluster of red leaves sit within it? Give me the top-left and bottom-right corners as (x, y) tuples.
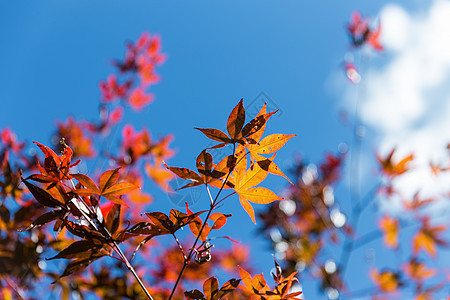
(101, 32), (165, 111)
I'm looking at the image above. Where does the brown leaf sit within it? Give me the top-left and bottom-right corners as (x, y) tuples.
(194, 128), (232, 143)
(22, 179), (62, 208)
(203, 277), (219, 300)
(227, 99), (245, 139)
(217, 278), (240, 299)
(163, 161), (203, 183)
(47, 240), (102, 260)
(18, 209), (66, 232)
(105, 204), (121, 234)
(196, 150), (213, 178)
(145, 212), (173, 235)
(241, 110), (277, 139)
(184, 289), (205, 300)
(53, 252), (107, 282)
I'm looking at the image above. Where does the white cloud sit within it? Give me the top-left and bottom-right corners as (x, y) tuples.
(349, 0), (450, 206)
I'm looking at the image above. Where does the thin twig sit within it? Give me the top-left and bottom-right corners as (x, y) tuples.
(173, 233), (187, 260)
(69, 179), (153, 299)
(168, 144), (237, 299)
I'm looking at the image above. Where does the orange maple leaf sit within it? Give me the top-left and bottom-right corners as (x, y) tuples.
(231, 145), (283, 223)
(404, 258), (436, 282)
(128, 88), (153, 111)
(412, 217), (447, 257)
(379, 215), (399, 249)
(370, 269), (402, 293)
(377, 148), (413, 177)
(367, 23), (383, 51)
(73, 168), (138, 207)
(145, 162), (173, 191)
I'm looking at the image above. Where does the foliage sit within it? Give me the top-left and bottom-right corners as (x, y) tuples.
(1, 10), (449, 300)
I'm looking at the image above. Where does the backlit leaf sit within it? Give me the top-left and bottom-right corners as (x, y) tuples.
(241, 109), (277, 139)
(379, 215), (399, 249)
(248, 134), (296, 155)
(370, 269), (401, 292)
(239, 198), (256, 224)
(238, 187), (283, 204)
(99, 168), (120, 193)
(203, 277), (219, 300)
(254, 153), (292, 184)
(72, 174), (100, 195)
(103, 182), (138, 196)
(217, 278), (240, 299)
(22, 179), (62, 208)
(105, 204), (121, 234)
(194, 128), (232, 143)
(227, 99), (245, 139)
(163, 161), (203, 183)
(238, 162), (268, 191)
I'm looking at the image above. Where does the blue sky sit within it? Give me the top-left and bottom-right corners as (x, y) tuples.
(1, 1), (448, 299)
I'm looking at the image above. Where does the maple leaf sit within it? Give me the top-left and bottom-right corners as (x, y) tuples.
(99, 74), (129, 102)
(128, 88), (153, 111)
(145, 162), (173, 191)
(57, 117), (95, 158)
(231, 145), (283, 223)
(238, 261), (301, 299)
(412, 217), (447, 257)
(163, 150), (234, 190)
(195, 99), (278, 147)
(109, 106), (124, 124)
(377, 148), (414, 177)
(0, 128), (24, 153)
(379, 215), (399, 249)
(346, 11), (382, 51)
(73, 168), (138, 207)
(247, 135), (295, 183)
(33, 141), (79, 181)
(370, 269), (402, 293)
(367, 23), (383, 51)
(403, 258), (436, 282)
(402, 192), (434, 211)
